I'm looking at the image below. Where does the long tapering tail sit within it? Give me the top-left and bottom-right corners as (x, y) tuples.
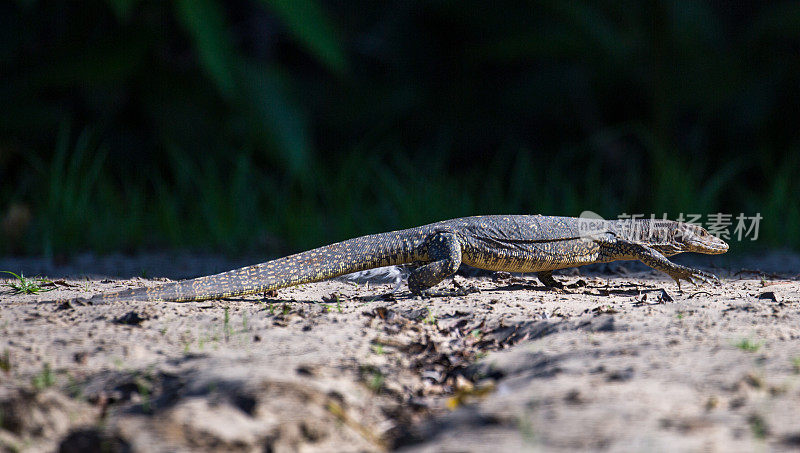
(76, 229), (424, 304)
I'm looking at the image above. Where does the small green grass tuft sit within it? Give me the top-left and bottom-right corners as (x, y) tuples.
(1, 271), (55, 295)
(31, 363), (55, 390)
(748, 413), (768, 439)
(735, 338), (762, 352)
(369, 372), (384, 392)
(423, 309), (437, 325)
(223, 307), (232, 342)
(0, 349), (10, 373)
(792, 357), (800, 374)
(260, 300), (276, 315)
(136, 376), (152, 413)
(359, 365), (385, 393)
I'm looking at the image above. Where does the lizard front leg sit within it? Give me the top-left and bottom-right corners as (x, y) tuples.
(408, 232), (468, 296)
(603, 240), (720, 289)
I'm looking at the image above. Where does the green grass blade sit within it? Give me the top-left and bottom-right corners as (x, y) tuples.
(175, 0), (238, 98)
(260, 0), (348, 75)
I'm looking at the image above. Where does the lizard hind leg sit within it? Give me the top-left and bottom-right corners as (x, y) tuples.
(537, 270), (565, 289)
(408, 232), (464, 296)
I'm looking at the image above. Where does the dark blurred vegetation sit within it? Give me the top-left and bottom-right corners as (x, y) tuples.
(1, 0), (798, 257)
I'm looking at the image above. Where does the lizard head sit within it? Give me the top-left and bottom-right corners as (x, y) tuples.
(651, 222), (729, 256)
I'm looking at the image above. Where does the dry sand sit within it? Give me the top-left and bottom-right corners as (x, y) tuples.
(0, 254), (799, 452)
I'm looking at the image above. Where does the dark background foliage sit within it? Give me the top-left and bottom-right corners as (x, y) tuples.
(1, 0), (798, 257)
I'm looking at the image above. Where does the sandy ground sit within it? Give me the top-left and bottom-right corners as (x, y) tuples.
(0, 253), (799, 452)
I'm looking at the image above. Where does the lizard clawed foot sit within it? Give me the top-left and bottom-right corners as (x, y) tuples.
(536, 271), (565, 289)
(539, 279), (564, 290)
(669, 267), (721, 290)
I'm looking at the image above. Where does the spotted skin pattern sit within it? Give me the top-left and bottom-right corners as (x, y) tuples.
(77, 215), (728, 304)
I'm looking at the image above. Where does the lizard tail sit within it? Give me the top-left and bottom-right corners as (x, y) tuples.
(77, 231), (422, 304)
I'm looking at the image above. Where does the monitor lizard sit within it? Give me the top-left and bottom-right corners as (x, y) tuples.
(71, 215), (728, 304)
